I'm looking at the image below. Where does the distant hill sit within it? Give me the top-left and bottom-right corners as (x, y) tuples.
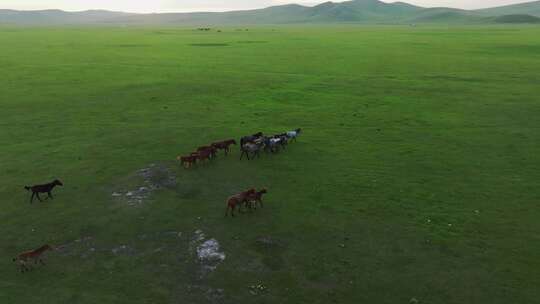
(0, 9), (134, 25)
(406, 8), (482, 24)
(493, 14), (540, 23)
(2, 0), (540, 25)
(475, 1), (540, 17)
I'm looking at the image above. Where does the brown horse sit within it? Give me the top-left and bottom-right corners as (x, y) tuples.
(211, 139), (237, 155)
(177, 155), (197, 168)
(246, 188), (268, 210)
(25, 180), (63, 204)
(197, 146), (217, 159)
(225, 188), (256, 217)
(13, 244), (54, 273)
(196, 149), (212, 163)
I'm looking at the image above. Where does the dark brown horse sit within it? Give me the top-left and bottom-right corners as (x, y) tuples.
(196, 149), (212, 163)
(211, 139), (237, 155)
(25, 180), (63, 203)
(197, 146), (217, 159)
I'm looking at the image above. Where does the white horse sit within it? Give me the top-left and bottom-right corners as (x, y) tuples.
(286, 128), (302, 142)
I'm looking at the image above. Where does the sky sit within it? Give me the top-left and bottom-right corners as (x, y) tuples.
(0, 0), (534, 13)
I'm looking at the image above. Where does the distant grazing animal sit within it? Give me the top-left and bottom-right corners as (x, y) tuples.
(13, 244), (54, 273)
(25, 180), (63, 204)
(177, 155), (197, 168)
(286, 128), (302, 142)
(246, 188), (268, 210)
(240, 142), (263, 160)
(225, 189), (256, 217)
(240, 132), (263, 146)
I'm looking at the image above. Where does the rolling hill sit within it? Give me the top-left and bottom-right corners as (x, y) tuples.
(475, 0), (540, 17)
(1, 0), (540, 25)
(493, 14), (540, 23)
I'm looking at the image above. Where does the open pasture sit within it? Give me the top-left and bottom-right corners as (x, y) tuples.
(1, 25), (540, 303)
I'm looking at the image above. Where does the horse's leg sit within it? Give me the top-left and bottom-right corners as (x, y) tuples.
(240, 151), (244, 160)
(48, 191), (54, 199)
(40, 258), (45, 266)
(36, 193), (43, 202)
(30, 192), (35, 204)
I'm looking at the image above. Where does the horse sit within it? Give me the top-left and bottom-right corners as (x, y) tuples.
(246, 188), (268, 210)
(240, 142), (263, 160)
(286, 128), (302, 142)
(177, 155), (197, 168)
(25, 179), (63, 204)
(264, 137), (282, 153)
(196, 149), (212, 163)
(197, 146), (217, 159)
(225, 189), (256, 217)
(240, 132), (263, 146)
(211, 139), (236, 155)
(13, 244), (54, 273)
(276, 134), (289, 149)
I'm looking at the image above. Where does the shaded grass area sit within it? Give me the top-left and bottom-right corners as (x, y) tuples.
(0, 26), (539, 304)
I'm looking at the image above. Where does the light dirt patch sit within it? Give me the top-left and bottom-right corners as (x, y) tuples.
(112, 163), (176, 206)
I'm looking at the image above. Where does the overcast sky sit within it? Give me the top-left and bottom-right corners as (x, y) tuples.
(0, 0), (534, 13)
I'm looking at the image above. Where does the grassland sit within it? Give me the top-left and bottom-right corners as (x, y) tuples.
(1, 25), (539, 304)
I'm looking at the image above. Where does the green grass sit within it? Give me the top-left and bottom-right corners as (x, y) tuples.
(1, 25), (540, 304)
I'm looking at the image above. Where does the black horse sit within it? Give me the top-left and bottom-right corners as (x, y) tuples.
(25, 179), (63, 203)
(240, 132), (263, 147)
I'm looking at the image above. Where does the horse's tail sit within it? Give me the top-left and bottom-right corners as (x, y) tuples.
(24, 186), (31, 191)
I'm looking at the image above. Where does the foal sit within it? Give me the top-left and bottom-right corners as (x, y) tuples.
(25, 179), (63, 203)
(13, 244), (54, 273)
(225, 189), (256, 217)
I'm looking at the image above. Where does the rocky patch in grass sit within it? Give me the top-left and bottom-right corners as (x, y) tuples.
(190, 229), (226, 279)
(112, 163), (176, 206)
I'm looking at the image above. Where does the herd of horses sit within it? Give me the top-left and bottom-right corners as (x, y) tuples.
(177, 139), (236, 168)
(16, 128), (302, 272)
(177, 128), (302, 167)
